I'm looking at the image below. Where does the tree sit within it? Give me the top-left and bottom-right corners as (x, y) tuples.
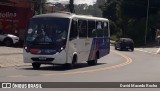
(69, 0), (74, 13)
(32, 0), (47, 14)
(100, 0), (160, 46)
(74, 3), (102, 17)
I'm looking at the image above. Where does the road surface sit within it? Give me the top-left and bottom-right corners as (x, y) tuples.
(0, 46), (160, 91)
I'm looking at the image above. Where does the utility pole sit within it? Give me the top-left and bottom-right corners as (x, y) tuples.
(40, 0), (43, 14)
(69, 0), (74, 13)
(144, 0), (149, 45)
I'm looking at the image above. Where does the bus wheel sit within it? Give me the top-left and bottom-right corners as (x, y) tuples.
(88, 55), (98, 66)
(32, 63), (41, 69)
(63, 55), (77, 69)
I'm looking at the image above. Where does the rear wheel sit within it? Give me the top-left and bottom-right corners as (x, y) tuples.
(32, 63), (41, 69)
(88, 54), (98, 66)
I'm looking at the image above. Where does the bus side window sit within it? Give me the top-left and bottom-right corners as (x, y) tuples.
(70, 20), (78, 40)
(78, 20), (87, 38)
(88, 21), (96, 37)
(103, 22), (108, 37)
(96, 21), (103, 37)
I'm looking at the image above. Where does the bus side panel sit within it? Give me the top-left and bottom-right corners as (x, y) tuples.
(97, 37), (110, 58)
(88, 37), (110, 60)
(68, 38), (92, 63)
(88, 38), (97, 61)
(67, 39), (77, 64)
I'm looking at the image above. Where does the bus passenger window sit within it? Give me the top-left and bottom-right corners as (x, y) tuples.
(78, 20), (87, 38)
(70, 20), (78, 40)
(88, 21), (96, 37)
(103, 22), (108, 37)
(96, 21), (103, 37)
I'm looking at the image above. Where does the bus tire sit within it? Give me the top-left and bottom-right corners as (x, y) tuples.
(63, 55), (77, 69)
(88, 53), (98, 66)
(32, 63), (41, 69)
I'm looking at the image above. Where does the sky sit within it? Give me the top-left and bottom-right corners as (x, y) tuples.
(48, 0), (97, 5)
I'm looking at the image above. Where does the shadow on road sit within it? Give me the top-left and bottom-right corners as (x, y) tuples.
(114, 49), (134, 52)
(20, 63), (106, 71)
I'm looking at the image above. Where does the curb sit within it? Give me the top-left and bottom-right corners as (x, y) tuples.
(0, 64), (30, 68)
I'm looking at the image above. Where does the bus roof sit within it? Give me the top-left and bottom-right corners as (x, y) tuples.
(33, 12), (109, 22)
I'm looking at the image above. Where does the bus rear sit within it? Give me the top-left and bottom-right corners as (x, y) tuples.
(23, 15), (70, 69)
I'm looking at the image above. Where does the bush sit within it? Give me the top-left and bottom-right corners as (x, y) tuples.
(110, 35), (118, 41)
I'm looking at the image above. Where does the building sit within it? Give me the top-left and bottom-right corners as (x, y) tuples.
(0, 0), (34, 40)
(46, 2), (68, 13)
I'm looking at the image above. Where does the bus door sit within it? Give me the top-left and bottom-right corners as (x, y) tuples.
(68, 19), (91, 62)
(76, 20), (92, 62)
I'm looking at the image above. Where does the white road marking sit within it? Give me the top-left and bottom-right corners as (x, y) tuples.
(135, 49), (157, 54)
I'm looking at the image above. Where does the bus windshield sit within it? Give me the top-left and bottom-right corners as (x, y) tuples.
(26, 18), (69, 47)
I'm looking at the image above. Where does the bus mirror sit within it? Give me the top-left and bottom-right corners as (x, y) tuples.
(73, 18), (78, 21)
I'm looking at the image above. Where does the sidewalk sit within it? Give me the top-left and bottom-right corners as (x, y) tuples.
(0, 46), (30, 68)
(135, 42), (160, 54)
(135, 46), (160, 54)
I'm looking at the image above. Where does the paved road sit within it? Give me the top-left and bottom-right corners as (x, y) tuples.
(1, 46), (160, 91)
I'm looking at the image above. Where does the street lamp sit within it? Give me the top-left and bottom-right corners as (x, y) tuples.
(144, 0), (149, 45)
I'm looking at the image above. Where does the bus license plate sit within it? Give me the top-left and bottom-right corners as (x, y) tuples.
(126, 46), (130, 48)
(39, 57), (47, 60)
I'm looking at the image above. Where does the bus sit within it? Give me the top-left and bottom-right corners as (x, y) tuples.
(23, 12), (110, 69)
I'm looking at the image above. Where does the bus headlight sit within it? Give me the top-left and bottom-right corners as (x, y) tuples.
(24, 46), (30, 52)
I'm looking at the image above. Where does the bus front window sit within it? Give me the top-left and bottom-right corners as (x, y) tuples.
(26, 18), (69, 49)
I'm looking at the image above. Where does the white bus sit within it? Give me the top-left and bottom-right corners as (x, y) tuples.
(23, 12), (110, 69)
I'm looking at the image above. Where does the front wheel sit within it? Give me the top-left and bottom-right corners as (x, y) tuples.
(32, 63), (41, 69)
(63, 55), (77, 69)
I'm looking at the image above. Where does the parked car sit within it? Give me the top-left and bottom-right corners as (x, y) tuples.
(115, 38), (134, 51)
(0, 31), (19, 46)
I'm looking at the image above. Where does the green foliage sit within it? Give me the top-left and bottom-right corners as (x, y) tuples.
(74, 4), (102, 17)
(100, 0), (160, 46)
(110, 35), (118, 41)
(32, 0), (47, 15)
(126, 18), (146, 46)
